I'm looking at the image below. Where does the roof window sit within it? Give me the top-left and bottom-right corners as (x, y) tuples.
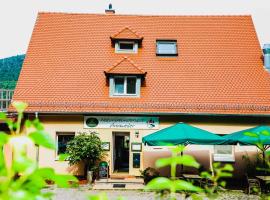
(156, 40), (178, 56)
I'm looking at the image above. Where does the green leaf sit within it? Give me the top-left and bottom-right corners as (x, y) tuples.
(219, 172), (232, 178)
(0, 132), (9, 146)
(200, 171), (212, 179)
(54, 174), (78, 188)
(176, 155), (200, 168)
(223, 164), (234, 171)
(29, 130), (55, 149)
(32, 119), (44, 130)
(213, 162), (220, 168)
(0, 112), (6, 120)
(171, 145), (185, 154)
(261, 130), (270, 136)
(244, 132), (258, 138)
(58, 154), (69, 161)
(174, 179), (203, 192)
(145, 177), (172, 191)
(36, 168), (55, 180)
(24, 120), (32, 128)
(220, 181), (226, 187)
(155, 157), (172, 168)
(12, 101), (28, 113)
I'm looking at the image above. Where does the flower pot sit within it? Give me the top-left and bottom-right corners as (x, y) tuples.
(87, 171), (94, 183)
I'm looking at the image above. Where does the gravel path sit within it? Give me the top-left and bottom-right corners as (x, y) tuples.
(45, 186), (260, 200)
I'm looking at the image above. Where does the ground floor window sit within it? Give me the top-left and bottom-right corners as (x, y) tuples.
(213, 145), (235, 162)
(56, 132), (75, 156)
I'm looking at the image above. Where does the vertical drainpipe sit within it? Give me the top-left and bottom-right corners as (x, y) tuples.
(263, 44), (270, 71)
(35, 112), (39, 165)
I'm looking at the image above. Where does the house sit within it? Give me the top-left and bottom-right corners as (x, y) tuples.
(11, 7), (270, 177)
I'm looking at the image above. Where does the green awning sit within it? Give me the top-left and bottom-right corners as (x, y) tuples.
(142, 122), (225, 146)
(223, 126), (270, 147)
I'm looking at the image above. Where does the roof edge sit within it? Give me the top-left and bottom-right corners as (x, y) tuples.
(11, 110), (270, 118)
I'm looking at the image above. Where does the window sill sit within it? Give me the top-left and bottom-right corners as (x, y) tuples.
(111, 94), (140, 98)
(156, 53), (178, 57)
(213, 154), (235, 162)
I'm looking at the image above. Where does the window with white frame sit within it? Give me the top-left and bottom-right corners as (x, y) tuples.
(56, 132), (75, 156)
(115, 41), (138, 53)
(213, 145), (235, 162)
(110, 76), (140, 97)
(156, 40), (178, 56)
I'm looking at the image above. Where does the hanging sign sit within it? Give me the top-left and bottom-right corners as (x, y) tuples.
(84, 116), (159, 129)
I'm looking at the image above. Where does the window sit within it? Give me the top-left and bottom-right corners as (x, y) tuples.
(115, 41), (138, 53)
(156, 40), (178, 56)
(213, 145), (235, 162)
(56, 132), (75, 156)
(110, 76), (140, 97)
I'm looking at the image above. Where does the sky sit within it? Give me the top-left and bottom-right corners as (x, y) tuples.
(0, 0), (270, 59)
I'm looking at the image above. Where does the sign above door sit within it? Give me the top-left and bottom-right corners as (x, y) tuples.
(84, 116), (159, 130)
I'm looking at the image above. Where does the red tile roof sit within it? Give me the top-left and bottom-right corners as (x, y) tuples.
(12, 13), (270, 115)
(105, 56), (146, 75)
(111, 26), (143, 40)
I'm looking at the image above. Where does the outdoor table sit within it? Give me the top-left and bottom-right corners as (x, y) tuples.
(183, 174), (201, 179)
(256, 176), (270, 193)
(182, 174), (204, 187)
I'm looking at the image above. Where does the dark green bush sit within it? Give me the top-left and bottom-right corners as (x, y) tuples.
(140, 167), (160, 184)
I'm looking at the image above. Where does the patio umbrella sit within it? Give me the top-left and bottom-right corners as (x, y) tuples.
(223, 126), (270, 147)
(223, 125), (270, 166)
(142, 122), (225, 146)
(142, 122), (226, 175)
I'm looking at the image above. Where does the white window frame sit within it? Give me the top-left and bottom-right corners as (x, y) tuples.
(213, 145), (235, 162)
(115, 41), (138, 54)
(110, 76), (140, 97)
(156, 40), (178, 56)
(55, 132), (75, 160)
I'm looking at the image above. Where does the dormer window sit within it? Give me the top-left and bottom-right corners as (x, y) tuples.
(113, 76), (139, 96)
(104, 57), (146, 98)
(111, 27), (143, 54)
(115, 41), (138, 53)
(156, 40), (178, 56)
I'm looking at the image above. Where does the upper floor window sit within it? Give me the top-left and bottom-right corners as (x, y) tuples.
(115, 41), (138, 54)
(156, 40), (178, 56)
(110, 76), (140, 97)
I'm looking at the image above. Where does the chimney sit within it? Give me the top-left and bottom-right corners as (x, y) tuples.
(263, 44), (270, 70)
(105, 3), (115, 14)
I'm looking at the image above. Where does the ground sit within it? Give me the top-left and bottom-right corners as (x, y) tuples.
(45, 186), (261, 200)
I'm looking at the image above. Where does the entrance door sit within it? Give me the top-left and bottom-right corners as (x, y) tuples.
(113, 132), (130, 173)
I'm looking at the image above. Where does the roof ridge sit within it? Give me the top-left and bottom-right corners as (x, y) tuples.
(38, 12), (252, 18)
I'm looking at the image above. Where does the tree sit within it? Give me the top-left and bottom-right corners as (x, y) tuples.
(66, 133), (104, 177)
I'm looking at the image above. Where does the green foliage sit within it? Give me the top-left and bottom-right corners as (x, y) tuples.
(145, 145), (202, 200)
(0, 55), (25, 89)
(140, 167), (160, 184)
(200, 162), (233, 195)
(66, 133), (104, 172)
(0, 101), (78, 200)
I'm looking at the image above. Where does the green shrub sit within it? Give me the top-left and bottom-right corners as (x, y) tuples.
(140, 167), (160, 184)
(66, 133), (104, 178)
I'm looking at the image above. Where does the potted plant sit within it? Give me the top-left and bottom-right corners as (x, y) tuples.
(140, 167), (160, 184)
(66, 132), (104, 183)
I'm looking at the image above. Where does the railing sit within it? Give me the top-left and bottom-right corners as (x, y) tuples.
(0, 89), (14, 112)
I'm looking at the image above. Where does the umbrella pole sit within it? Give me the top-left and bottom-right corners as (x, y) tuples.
(210, 148), (214, 176)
